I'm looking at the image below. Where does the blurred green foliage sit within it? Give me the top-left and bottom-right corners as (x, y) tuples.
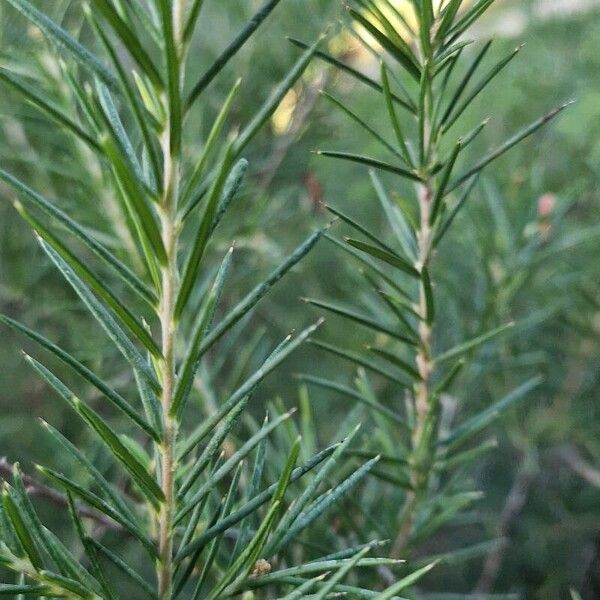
(1, 0), (600, 598)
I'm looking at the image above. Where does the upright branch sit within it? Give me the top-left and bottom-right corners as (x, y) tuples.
(157, 13), (181, 600)
(309, 0), (566, 561)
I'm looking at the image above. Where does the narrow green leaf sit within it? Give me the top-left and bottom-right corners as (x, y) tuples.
(309, 339), (413, 387)
(348, 8), (420, 81)
(196, 229), (324, 356)
(433, 359), (465, 396)
(304, 298), (416, 345)
(440, 40), (492, 128)
(186, 0), (284, 108)
(0, 168), (157, 306)
(326, 234), (412, 300)
(276, 575), (326, 599)
(182, 79), (242, 205)
(210, 158), (249, 232)
(325, 204), (397, 255)
(5, 0), (116, 87)
(433, 173), (480, 247)
(176, 444), (339, 561)
(15, 202), (161, 357)
(448, 102), (572, 192)
(367, 347), (420, 380)
(378, 562), (437, 598)
(418, 60), (431, 164)
(234, 35), (322, 154)
(370, 171), (417, 261)
(90, 540), (157, 598)
(321, 91), (404, 161)
(0, 315), (157, 441)
(176, 145), (234, 318)
(380, 62), (412, 165)
(101, 135), (166, 264)
(92, 0), (163, 89)
(375, 285), (421, 326)
(157, 0), (181, 155)
(430, 138), (462, 224)
(0, 68), (99, 150)
(39, 240), (160, 392)
(25, 356), (164, 508)
(346, 238), (420, 278)
(439, 377), (543, 449)
(313, 547), (371, 600)
(421, 267), (435, 323)
(183, 0), (208, 43)
(65, 494), (116, 600)
(299, 374), (407, 427)
(38, 570), (99, 599)
(288, 37), (415, 113)
(0, 584), (49, 595)
(172, 247), (233, 417)
(317, 151), (421, 182)
(1, 490), (44, 570)
(434, 322), (515, 364)
(37, 466), (155, 556)
(444, 45), (523, 132)
(95, 81), (150, 192)
(437, 0), (464, 40)
(40, 420), (139, 525)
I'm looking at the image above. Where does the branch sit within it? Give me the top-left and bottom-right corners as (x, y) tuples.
(558, 447), (600, 488)
(473, 455), (537, 594)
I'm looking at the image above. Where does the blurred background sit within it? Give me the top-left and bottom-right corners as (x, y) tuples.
(1, 0), (600, 597)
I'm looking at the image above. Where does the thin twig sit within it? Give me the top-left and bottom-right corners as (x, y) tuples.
(473, 454), (537, 594)
(558, 447), (600, 488)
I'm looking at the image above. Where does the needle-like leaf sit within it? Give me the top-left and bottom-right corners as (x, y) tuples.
(186, 0), (284, 108)
(5, 0), (116, 88)
(317, 151), (421, 182)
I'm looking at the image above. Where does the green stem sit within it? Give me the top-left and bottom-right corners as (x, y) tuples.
(157, 2), (186, 597)
(392, 14), (437, 558)
(392, 182), (434, 559)
(157, 139), (178, 599)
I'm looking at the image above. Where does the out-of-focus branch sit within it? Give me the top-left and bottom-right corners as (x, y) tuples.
(0, 457), (122, 531)
(474, 454), (537, 595)
(558, 447), (600, 488)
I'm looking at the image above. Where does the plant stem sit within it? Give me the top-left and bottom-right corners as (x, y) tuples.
(158, 3), (185, 597)
(392, 182), (434, 559)
(157, 140), (178, 599)
(392, 20), (436, 557)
